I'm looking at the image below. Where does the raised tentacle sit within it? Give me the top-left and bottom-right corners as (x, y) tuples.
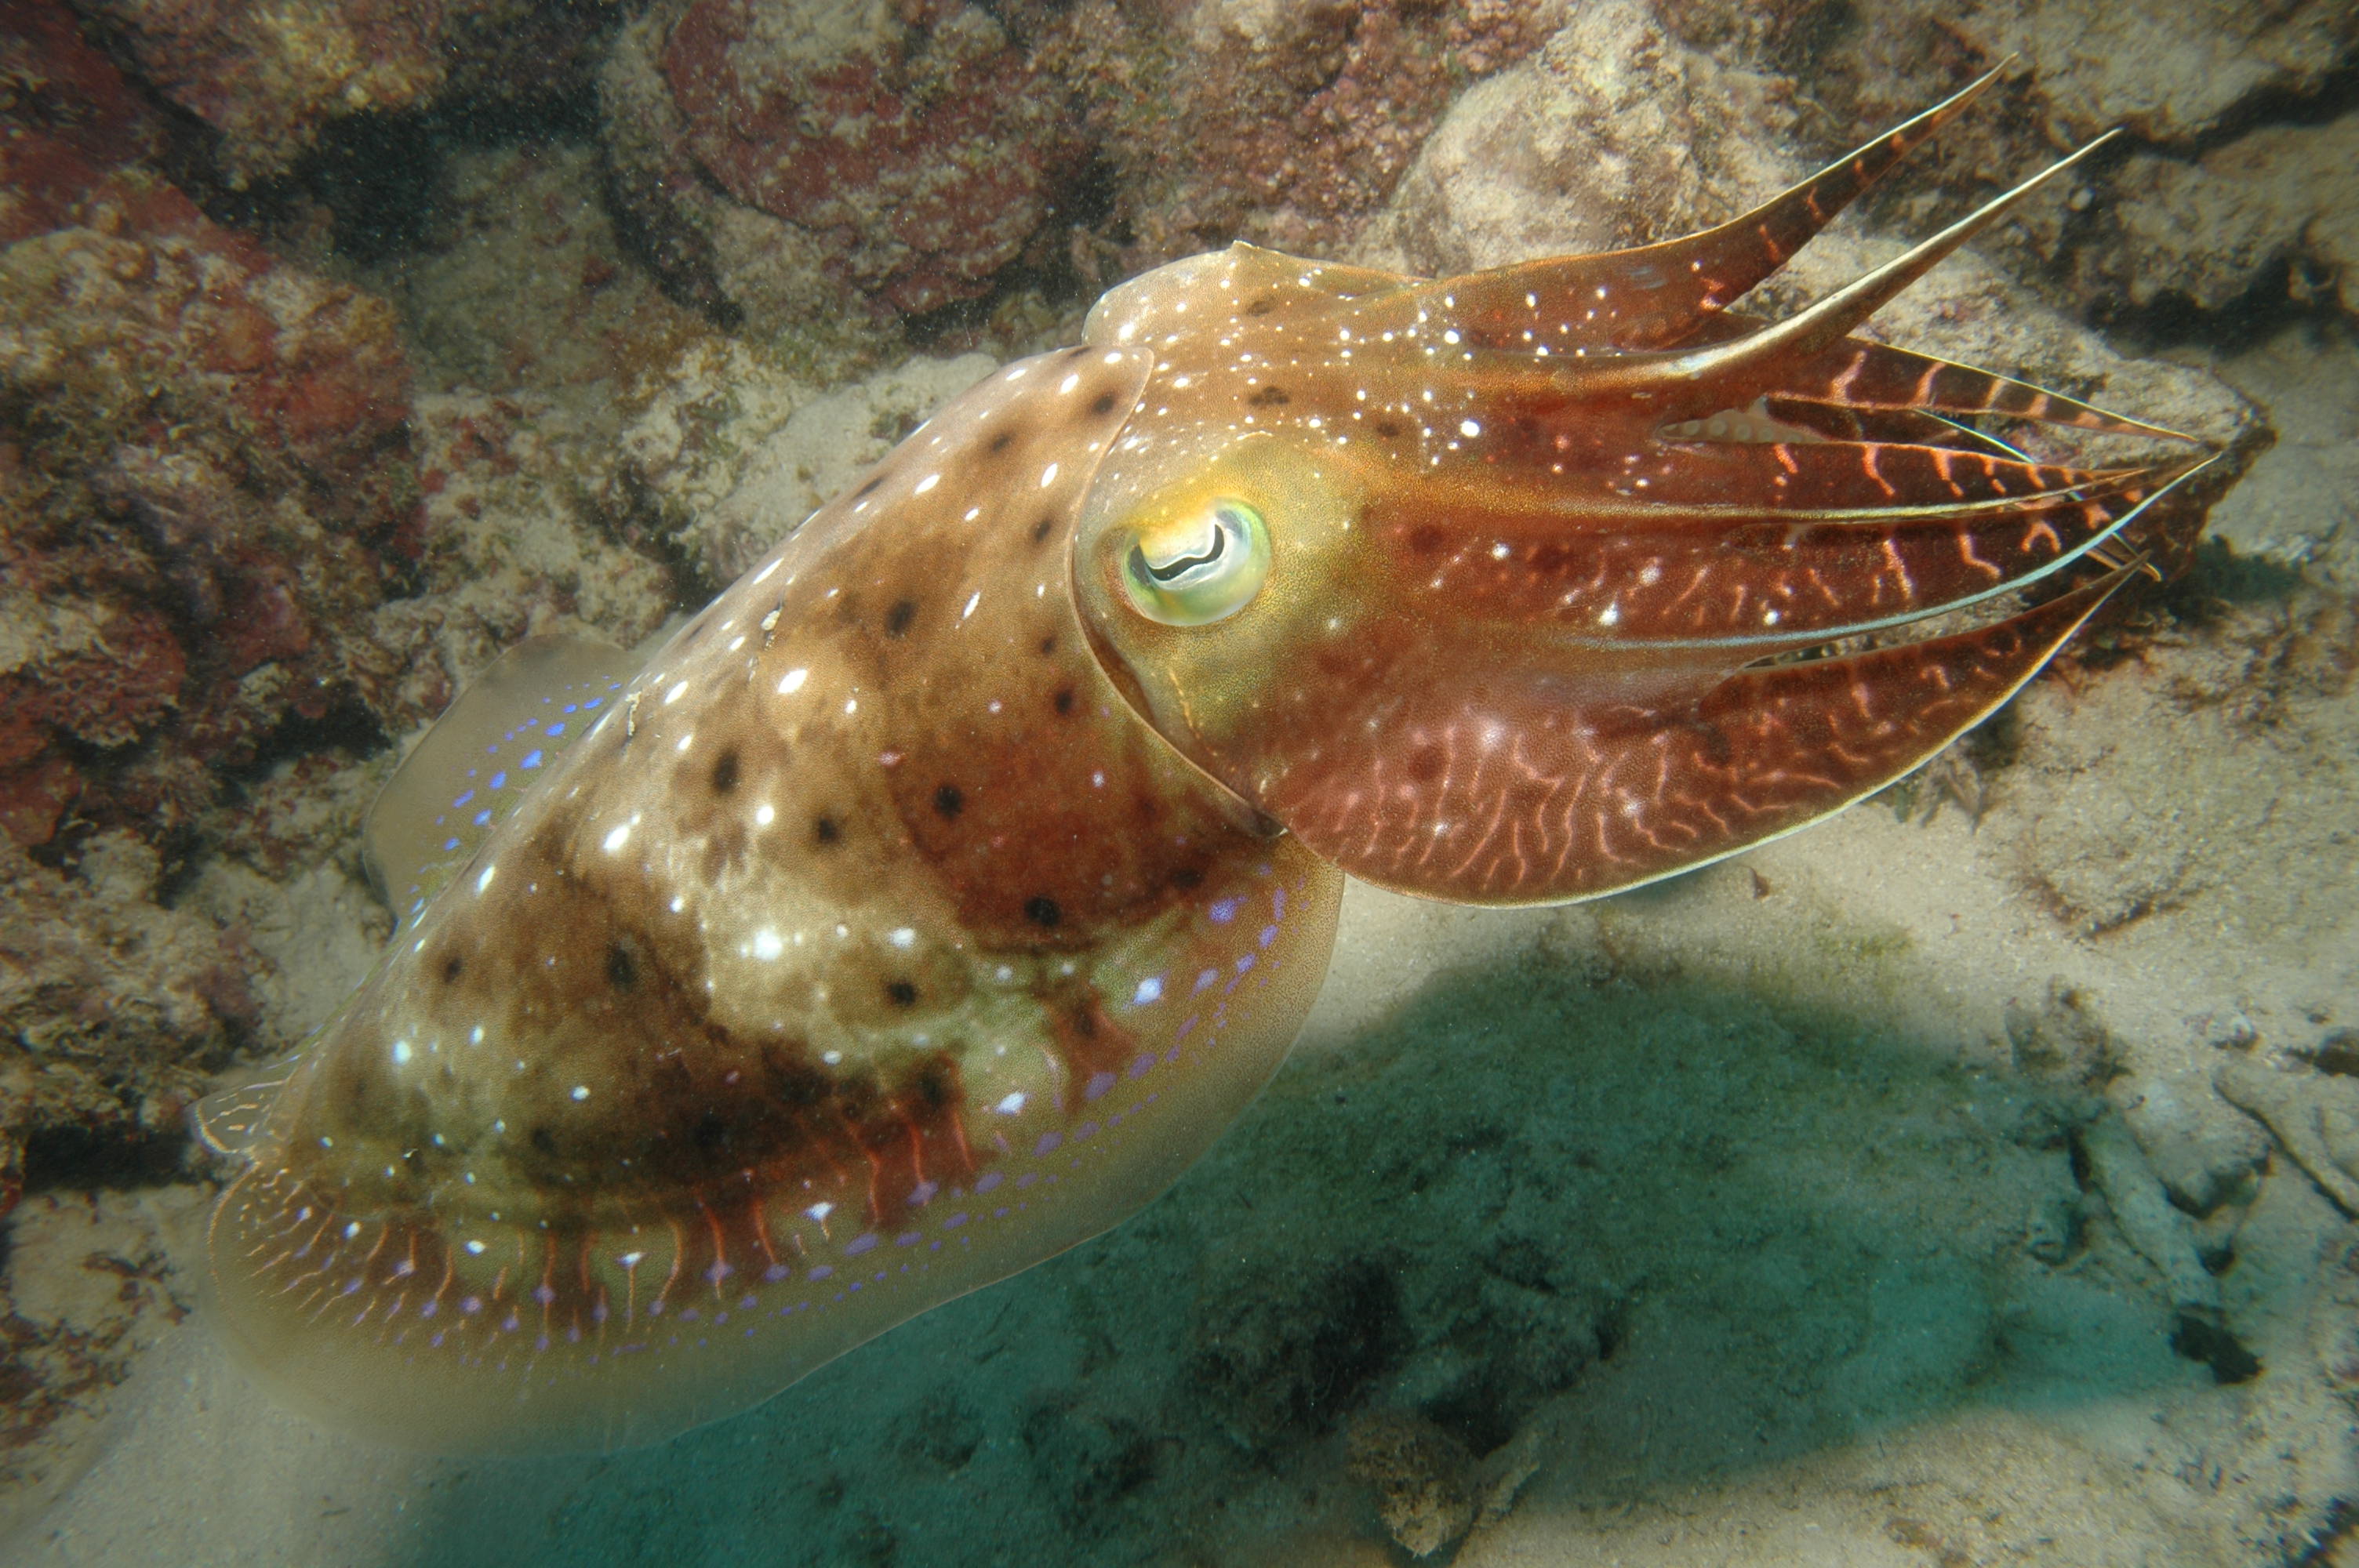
(1375, 61), (2016, 354)
(1615, 132), (2125, 410)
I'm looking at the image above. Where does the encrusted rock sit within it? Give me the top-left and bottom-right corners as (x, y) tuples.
(602, 0), (1084, 347)
(82, 0), (622, 184)
(1364, 0), (1787, 276)
(0, 126), (420, 844)
(1345, 1410), (1476, 1559)
(2100, 114), (2359, 318)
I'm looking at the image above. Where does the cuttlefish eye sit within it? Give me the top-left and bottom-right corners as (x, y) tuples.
(1119, 498), (1271, 626)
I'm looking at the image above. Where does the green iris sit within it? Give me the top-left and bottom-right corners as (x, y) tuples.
(1120, 499), (1272, 626)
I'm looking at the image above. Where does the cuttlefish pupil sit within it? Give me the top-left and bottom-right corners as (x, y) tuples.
(1122, 498), (1272, 626)
(194, 64), (2212, 1456)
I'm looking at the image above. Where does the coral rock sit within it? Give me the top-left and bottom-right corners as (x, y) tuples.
(606, 0), (1084, 343)
(1345, 1410), (1476, 1559)
(81, 0), (622, 185)
(2103, 114), (2359, 318)
(0, 129), (420, 837)
(1078, 0), (1567, 265)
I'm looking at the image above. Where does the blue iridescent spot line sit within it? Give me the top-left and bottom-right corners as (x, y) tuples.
(453, 791), (474, 809)
(522, 750), (543, 768)
(583, 697), (603, 710)
(489, 771), (507, 790)
(547, 722), (566, 737)
(473, 810), (492, 826)
(442, 837), (460, 851)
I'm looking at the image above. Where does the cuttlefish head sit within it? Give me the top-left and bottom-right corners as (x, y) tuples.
(1070, 68), (2211, 905)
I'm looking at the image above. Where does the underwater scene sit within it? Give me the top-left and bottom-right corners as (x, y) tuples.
(2, 0), (2358, 1563)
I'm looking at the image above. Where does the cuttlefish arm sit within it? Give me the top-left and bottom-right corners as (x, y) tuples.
(1071, 97), (2209, 906)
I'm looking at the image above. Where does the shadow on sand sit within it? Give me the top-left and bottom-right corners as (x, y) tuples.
(381, 920), (2257, 1567)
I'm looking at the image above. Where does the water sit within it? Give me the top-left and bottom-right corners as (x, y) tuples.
(4, 3), (2357, 1564)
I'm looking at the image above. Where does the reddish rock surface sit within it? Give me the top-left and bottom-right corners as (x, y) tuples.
(1070, 0), (1567, 266)
(77, 0), (623, 185)
(0, 2), (432, 845)
(0, 119), (422, 844)
(661, 0), (1082, 318)
(601, 0), (1561, 351)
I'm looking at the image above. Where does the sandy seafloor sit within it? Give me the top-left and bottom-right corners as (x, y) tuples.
(0, 312), (2347, 1566)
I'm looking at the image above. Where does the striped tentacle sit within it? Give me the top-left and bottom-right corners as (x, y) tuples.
(1599, 132), (2126, 412)
(1230, 565), (2135, 905)
(1365, 62), (2015, 355)
(1359, 453), (2205, 649)
(1762, 337), (2195, 441)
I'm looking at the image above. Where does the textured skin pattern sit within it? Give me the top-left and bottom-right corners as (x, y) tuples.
(205, 346), (1342, 1450)
(203, 73), (2201, 1450)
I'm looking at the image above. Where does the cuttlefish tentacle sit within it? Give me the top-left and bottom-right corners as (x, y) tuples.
(1343, 453), (2208, 652)
(1558, 129), (2124, 412)
(196, 81), (2208, 1452)
(1384, 60), (2016, 353)
(1266, 563), (2137, 904)
(1070, 103), (2207, 909)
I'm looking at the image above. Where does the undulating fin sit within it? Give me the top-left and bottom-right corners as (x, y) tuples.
(363, 636), (640, 929)
(192, 1051), (307, 1156)
(1369, 60), (2012, 354)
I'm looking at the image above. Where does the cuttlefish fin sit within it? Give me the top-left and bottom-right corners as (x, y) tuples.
(363, 635), (639, 929)
(193, 1051), (307, 1156)
(1409, 60), (2013, 351)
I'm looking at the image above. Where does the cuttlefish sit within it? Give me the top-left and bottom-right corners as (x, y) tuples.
(196, 70), (2207, 1451)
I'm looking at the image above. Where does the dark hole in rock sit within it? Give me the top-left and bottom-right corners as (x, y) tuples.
(2171, 1312), (2262, 1385)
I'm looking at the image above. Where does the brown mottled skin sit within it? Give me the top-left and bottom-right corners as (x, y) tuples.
(202, 68), (2205, 1452)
